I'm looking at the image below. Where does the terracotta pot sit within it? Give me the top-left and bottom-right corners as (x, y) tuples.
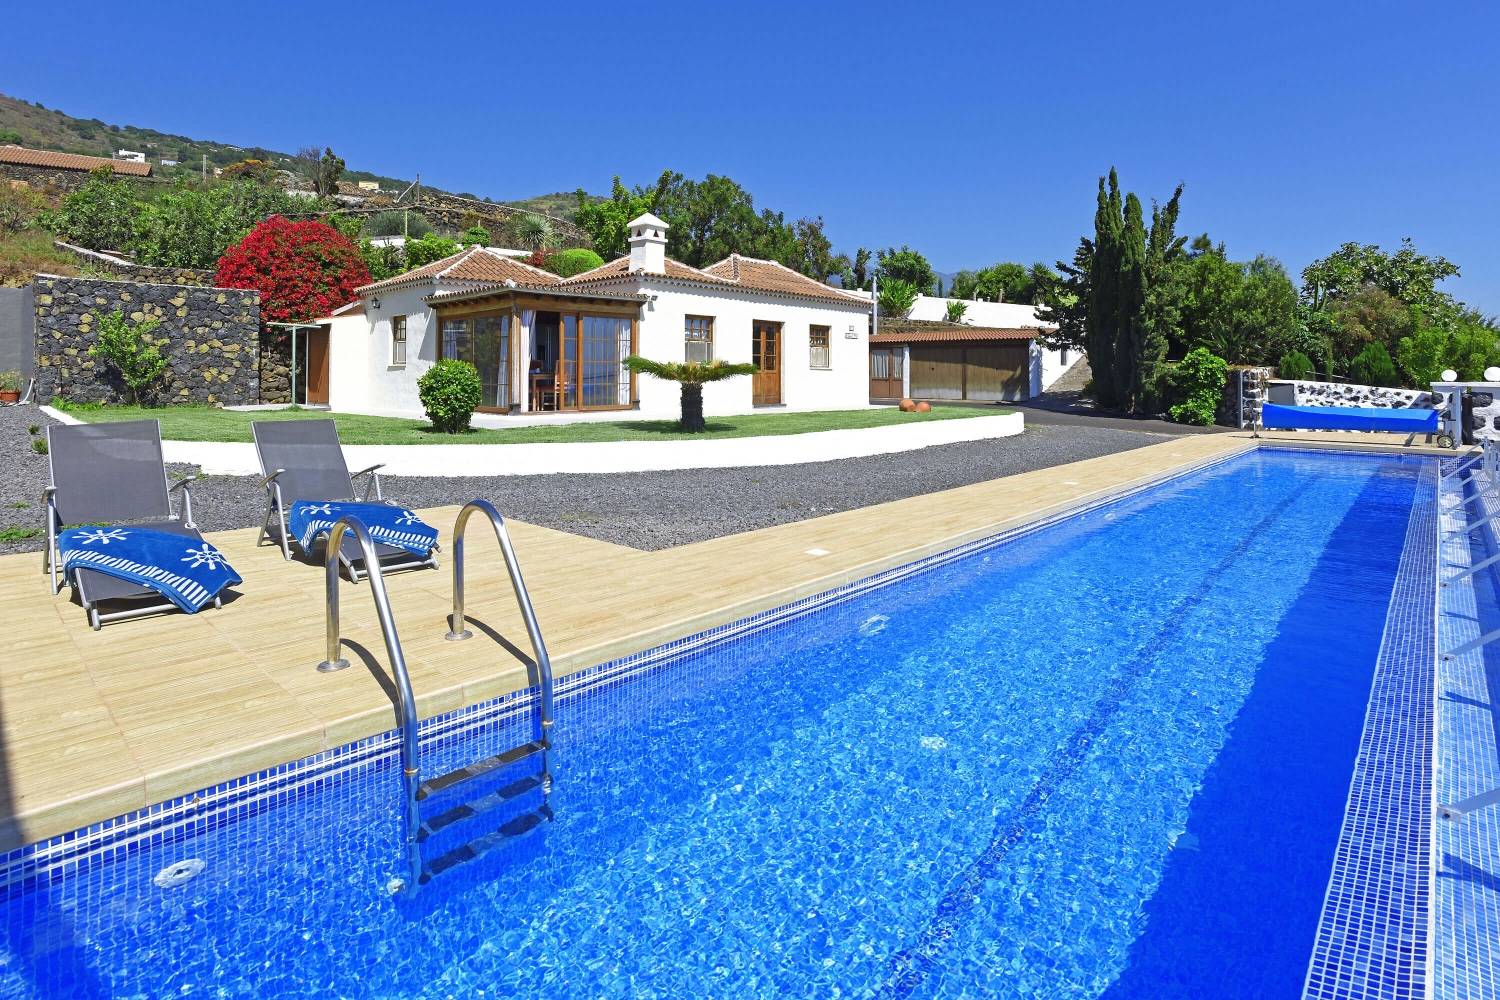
(0, 391), (18, 404)
(914, 401), (932, 413)
(898, 398), (917, 412)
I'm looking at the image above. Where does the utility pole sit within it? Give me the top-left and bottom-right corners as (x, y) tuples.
(201, 153), (207, 182)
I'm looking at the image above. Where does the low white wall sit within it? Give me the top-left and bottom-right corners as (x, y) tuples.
(162, 411), (1024, 477)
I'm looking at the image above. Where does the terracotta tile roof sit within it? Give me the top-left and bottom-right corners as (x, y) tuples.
(355, 246), (562, 295)
(563, 252), (865, 306)
(560, 255), (736, 285)
(870, 322), (1037, 344)
(0, 144), (153, 177)
(701, 254), (869, 305)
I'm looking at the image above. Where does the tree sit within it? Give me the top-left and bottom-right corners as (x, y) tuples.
(1035, 239), (1091, 354)
(221, 158), (276, 184)
(461, 225), (490, 247)
(1327, 286), (1414, 360)
(403, 233), (461, 269)
(1348, 341), (1399, 387)
(309, 148), (345, 198)
(1166, 347), (1227, 425)
(791, 217), (837, 280)
(0, 184), (46, 234)
(1075, 169), (1185, 412)
(877, 278), (919, 317)
(53, 167), (138, 251)
(1278, 349), (1314, 381)
(214, 216), (370, 323)
(88, 310), (168, 405)
(1301, 238), (1459, 310)
(852, 247), (872, 290)
(365, 210), (433, 239)
(949, 261), (1060, 304)
(574, 176), (657, 259)
(622, 357), (759, 433)
(876, 246), (935, 294)
(127, 180), (319, 270)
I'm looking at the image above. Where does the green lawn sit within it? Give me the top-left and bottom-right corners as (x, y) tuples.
(57, 403), (1005, 446)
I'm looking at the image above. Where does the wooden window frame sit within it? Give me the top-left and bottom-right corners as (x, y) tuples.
(685, 315), (714, 363)
(809, 324), (831, 370)
(390, 314), (407, 367)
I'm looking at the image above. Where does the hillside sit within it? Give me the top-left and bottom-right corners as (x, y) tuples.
(0, 91), (591, 218)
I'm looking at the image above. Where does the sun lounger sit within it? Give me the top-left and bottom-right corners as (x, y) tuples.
(251, 418), (438, 581)
(44, 419), (237, 629)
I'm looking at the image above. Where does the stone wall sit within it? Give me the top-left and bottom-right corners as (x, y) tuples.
(0, 164), (159, 195)
(1220, 366), (1270, 428)
(1274, 379), (1444, 410)
(31, 275), (261, 405)
(52, 241), (215, 288)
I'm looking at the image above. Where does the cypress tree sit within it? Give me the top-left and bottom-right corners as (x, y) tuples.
(1086, 170), (1123, 408)
(1116, 193), (1150, 411)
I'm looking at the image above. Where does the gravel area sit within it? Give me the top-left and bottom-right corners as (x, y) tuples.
(0, 404), (61, 555)
(2, 401), (1173, 554)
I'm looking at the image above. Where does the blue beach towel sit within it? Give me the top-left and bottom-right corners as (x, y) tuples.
(57, 526), (241, 613)
(287, 501), (438, 557)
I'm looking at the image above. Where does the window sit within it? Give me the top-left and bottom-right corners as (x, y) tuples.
(809, 325), (831, 369)
(684, 315), (714, 363)
(391, 314), (407, 366)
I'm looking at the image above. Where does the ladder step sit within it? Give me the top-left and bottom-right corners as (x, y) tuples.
(419, 804), (554, 884)
(418, 774), (549, 841)
(417, 740), (548, 801)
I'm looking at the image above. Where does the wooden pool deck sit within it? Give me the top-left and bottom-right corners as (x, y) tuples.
(0, 431), (1448, 850)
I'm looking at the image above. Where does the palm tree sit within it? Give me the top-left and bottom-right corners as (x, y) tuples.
(511, 213), (557, 251)
(623, 356), (759, 432)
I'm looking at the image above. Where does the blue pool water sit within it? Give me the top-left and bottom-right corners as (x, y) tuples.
(0, 449), (1430, 998)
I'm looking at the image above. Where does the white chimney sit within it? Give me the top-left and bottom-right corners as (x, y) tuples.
(627, 212), (668, 275)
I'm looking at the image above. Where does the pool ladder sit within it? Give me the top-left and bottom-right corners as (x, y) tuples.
(317, 500), (556, 895)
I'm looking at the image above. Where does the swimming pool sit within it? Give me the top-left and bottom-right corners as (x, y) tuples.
(0, 448), (1437, 998)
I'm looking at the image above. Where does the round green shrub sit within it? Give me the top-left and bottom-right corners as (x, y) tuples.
(417, 359), (483, 434)
(1278, 349), (1314, 381)
(1348, 341), (1399, 388)
(542, 248), (605, 277)
(1167, 347), (1228, 426)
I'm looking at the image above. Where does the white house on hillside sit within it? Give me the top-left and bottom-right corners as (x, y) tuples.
(317, 214), (872, 419)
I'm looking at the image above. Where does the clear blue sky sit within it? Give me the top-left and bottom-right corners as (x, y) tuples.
(8, 1), (1499, 310)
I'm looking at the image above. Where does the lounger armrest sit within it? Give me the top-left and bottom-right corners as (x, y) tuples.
(260, 468), (286, 490)
(351, 464), (385, 502)
(168, 475), (198, 528)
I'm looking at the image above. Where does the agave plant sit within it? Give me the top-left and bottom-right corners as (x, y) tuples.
(623, 356), (759, 432)
(511, 213), (557, 251)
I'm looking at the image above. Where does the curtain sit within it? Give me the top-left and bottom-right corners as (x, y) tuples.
(518, 309), (535, 412)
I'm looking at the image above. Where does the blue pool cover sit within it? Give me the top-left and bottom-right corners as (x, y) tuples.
(1261, 401), (1440, 433)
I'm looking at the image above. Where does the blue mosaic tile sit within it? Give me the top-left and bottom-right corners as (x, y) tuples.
(1304, 459), (1437, 1000)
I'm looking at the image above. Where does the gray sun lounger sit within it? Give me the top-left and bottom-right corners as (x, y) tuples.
(44, 419), (218, 629)
(251, 418), (438, 581)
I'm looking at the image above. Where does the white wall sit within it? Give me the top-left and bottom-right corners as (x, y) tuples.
(634, 282), (871, 417)
(328, 283), (445, 416)
(329, 279), (872, 419)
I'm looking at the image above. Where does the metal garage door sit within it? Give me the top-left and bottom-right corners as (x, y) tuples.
(909, 344), (1028, 401)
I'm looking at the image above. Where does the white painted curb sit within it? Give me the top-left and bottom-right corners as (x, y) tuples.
(161, 412), (1025, 477)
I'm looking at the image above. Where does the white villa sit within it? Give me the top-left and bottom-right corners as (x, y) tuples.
(318, 214), (872, 419)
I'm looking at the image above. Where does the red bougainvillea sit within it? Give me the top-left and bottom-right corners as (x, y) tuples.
(214, 216), (370, 323)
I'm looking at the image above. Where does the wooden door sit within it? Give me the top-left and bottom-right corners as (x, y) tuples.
(752, 320), (781, 405)
(869, 347), (904, 400)
(305, 328), (330, 405)
(909, 346), (965, 400)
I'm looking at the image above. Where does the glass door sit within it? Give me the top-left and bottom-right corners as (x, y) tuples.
(442, 315), (511, 409)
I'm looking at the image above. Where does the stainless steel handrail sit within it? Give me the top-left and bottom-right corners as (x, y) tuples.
(444, 499), (556, 789)
(317, 516), (423, 894)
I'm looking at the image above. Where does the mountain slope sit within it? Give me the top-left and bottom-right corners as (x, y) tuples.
(0, 91), (590, 217)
